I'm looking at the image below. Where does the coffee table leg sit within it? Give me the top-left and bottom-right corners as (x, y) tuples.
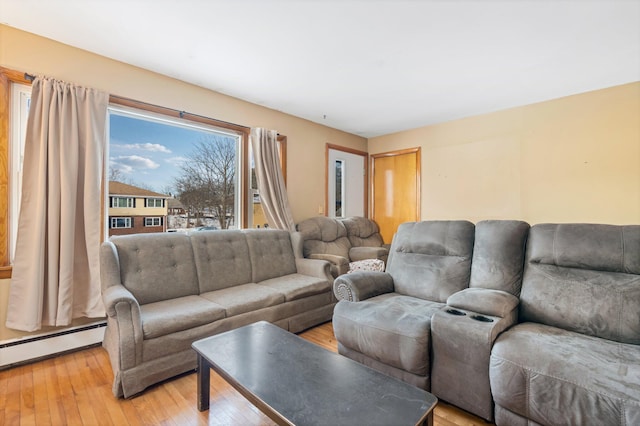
(197, 354), (211, 411)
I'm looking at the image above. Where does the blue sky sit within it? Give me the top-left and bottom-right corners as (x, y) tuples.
(109, 113), (211, 195)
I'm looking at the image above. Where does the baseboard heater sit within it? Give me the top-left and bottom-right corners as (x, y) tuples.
(0, 321), (106, 369)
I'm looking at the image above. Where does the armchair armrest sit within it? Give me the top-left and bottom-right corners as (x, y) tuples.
(333, 271), (394, 302)
(295, 257), (333, 282)
(349, 246), (389, 262)
(308, 253), (350, 276)
(446, 288), (519, 318)
(102, 284), (144, 371)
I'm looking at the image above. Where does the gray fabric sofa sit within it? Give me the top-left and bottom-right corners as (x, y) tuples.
(333, 220), (640, 425)
(490, 223), (640, 425)
(297, 216), (388, 277)
(100, 229), (335, 398)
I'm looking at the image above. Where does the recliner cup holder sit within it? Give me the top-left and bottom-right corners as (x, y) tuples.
(471, 314), (494, 323)
(445, 308), (466, 316)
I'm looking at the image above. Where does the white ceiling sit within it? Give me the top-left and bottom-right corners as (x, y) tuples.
(1, 0), (639, 138)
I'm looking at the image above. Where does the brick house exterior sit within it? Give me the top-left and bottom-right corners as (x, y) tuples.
(108, 181), (169, 237)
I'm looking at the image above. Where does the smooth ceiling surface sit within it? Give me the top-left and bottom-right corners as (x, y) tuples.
(1, 0), (638, 137)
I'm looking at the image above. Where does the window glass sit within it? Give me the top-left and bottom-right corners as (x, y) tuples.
(108, 106), (242, 236)
(335, 159), (344, 217)
(110, 217), (132, 228)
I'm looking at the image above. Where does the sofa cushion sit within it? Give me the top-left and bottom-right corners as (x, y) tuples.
(298, 216), (352, 259)
(341, 216), (384, 247)
(333, 294), (445, 375)
(258, 273), (331, 302)
(522, 223), (640, 344)
(386, 221), (475, 302)
(110, 233), (199, 305)
(490, 322), (640, 426)
(140, 295), (225, 339)
(200, 283), (284, 317)
(245, 229), (298, 283)
(191, 230), (252, 292)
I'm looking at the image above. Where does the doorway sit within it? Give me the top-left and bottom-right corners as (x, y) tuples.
(371, 147), (421, 243)
(326, 144), (367, 218)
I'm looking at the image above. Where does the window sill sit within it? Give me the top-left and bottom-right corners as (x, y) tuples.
(0, 266), (12, 279)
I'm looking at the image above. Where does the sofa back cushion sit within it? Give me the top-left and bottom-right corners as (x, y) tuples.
(470, 220), (530, 296)
(341, 216), (385, 247)
(244, 229), (297, 283)
(387, 220), (475, 302)
(521, 223), (640, 344)
(297, 216), (351, 259)
(191, 230), (252, 292)
(109, 233), (199, 305)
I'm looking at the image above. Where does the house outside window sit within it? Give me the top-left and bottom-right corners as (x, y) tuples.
(145, 198), (164, 208)
(110, 217), (132, 229)
(145, 217), (162, 227)
(110, 197), (134, 208)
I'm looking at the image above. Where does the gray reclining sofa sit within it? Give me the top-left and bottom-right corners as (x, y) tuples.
(333, 220), (640, 425)
(100, 229), (335, 398)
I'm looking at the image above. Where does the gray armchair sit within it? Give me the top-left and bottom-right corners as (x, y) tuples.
(297, 216), (388, 277)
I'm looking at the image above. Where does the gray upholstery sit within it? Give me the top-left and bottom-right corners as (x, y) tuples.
(490, 223), (640, 425)
(332, 220), (475, 391)
(100, 229), (335, 398)
(297, 216), (389, 277)
(431, 220), (528, 421)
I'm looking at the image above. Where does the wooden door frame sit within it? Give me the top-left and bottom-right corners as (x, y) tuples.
(325, 143), (369, 217)
(370, 147), (421, 220)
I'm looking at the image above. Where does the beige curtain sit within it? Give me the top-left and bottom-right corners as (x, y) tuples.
(5, 76), (109, 332)
(250, 128), (296, 231)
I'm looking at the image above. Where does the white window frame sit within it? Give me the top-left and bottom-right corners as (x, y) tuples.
(9, 82), (31, 262)
(145, 198), (164, 208)
(144, 217), (161, 227)
(111, 197), (134, 208)
(110, 217), (132, 229)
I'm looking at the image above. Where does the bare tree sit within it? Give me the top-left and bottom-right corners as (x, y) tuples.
(174, 135), (236, 229)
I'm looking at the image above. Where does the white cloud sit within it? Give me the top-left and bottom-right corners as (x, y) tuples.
(165, 156), (188, 166)
(116, 143), (172, 153)
(111, 155), (160, 172)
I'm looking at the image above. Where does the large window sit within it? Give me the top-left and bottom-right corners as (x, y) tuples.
(144, 217), (162, 227)
(110, 197), (134, 208)
(110, 217), (132, 229)
(107, 102), (247, 235)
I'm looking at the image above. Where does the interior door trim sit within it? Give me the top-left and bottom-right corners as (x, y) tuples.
(325, 143), (369, 218)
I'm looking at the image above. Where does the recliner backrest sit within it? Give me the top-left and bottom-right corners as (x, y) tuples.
(470, 220), (530, 296)
(521, 223), (640, 344)
(387, 220), (475, 302)
(297, 216), (351, 259)
(341, 216), (385, 247)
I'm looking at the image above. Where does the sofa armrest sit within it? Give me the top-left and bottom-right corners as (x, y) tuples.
(333, 271), (394, 302)
(102, 285), (144, 370)
(349, 246), (389, 262)
(295, 257), (333, 282)
(308, 253), (350, 276)
(447, 288), (519, 318)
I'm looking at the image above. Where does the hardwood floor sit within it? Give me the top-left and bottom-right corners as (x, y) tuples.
(0, 322), (494, 426)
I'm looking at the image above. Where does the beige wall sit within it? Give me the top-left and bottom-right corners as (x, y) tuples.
(0, 25), (366, 341)
(369, 82), (640, 225)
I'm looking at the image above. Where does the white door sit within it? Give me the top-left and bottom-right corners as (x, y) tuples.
(328, 146), (366, 218)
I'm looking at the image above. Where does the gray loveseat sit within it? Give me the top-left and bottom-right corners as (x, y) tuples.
(333, 220), (640, 425)
(100, 229), (335, 398)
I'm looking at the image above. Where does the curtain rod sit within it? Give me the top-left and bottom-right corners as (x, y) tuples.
(22, 73), (253, 133)
(109, 94), (250, 131)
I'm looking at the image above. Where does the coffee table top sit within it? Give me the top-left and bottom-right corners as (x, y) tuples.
(192, 321), (437, 426)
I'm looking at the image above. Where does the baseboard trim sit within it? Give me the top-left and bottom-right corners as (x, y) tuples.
(0, 321), (106, 369)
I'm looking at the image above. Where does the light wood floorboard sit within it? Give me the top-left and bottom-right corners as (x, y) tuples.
(0, 322), (494, 426)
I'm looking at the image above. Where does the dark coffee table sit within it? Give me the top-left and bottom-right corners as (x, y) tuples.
(192, 321), (437, 426)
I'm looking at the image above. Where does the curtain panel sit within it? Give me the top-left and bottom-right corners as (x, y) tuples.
(5, 76), (109, 332)
(250, 128), (296, 231)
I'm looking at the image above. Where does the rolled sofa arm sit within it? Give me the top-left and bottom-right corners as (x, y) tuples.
(295, 257), (333, 282)
(349, 246), (389, 262)
(333, 271), (394, 302)
(102, 285), (144, 371)
(308, 253), (350, 276)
